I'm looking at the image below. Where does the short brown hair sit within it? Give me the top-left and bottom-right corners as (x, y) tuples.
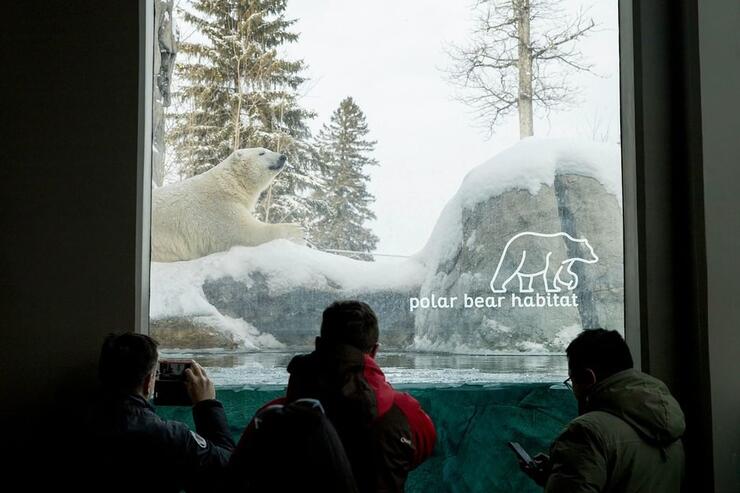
(320, 301), (379, 353)
(566, 329), (633, 381)
(98, 332), (159, 392)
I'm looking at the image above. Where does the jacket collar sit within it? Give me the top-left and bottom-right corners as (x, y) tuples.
(103, 391), (155, 411)
(127, 393), (155, 410)
(288, 343), (396, 416)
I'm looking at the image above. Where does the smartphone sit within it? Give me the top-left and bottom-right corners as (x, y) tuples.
(154, 359), (193, 406)
(507, 441), (534, 466)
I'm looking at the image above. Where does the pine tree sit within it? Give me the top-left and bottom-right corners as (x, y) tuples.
(167, 0), (323, 224)
(312, 97), (379, 261)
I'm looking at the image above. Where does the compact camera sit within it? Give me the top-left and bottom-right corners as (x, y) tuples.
(153, 359), (193, 406)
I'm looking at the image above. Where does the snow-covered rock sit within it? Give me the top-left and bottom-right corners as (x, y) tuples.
(410, 138), (624, 352)
(150, 241), (425, 349)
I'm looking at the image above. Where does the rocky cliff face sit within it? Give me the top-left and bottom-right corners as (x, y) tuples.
(151, 281), (416, 350)
(412, 173), (623, 353)
(149, 241), (423, 350)
(200, 275), (416, 348)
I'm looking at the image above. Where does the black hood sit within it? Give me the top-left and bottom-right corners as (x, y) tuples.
(286, 343), (380, 425)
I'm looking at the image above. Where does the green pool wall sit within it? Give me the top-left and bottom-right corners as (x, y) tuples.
(158, 383), (576, 492)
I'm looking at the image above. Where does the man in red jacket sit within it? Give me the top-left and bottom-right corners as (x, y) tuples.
(232, 300), (436, 493)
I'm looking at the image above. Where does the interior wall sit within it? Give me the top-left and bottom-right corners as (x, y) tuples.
(697, 1), (740, 490)
(0, 0), (143, 451)
(622, 1), (740, 491)
(620, 1), (715, 488)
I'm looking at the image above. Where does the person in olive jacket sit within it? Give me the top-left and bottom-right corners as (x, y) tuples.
(521, 329), (685, 493)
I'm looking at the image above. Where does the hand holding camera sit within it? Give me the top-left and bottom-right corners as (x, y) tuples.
(154, 359), (214, 406)
(184, 361), (216, 404)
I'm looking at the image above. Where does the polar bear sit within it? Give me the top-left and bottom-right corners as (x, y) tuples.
(489, 232), (598, 293)
(151, 148), (304, 262)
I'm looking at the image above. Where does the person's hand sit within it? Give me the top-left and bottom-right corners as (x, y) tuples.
(519, 452), (550, 487)
(184, 361), (216, 404)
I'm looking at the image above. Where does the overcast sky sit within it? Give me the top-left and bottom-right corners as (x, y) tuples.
(173, 1), (621, 256)
(281, 0), (621, 256)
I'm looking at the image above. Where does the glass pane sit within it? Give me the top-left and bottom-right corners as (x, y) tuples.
(150, 0), (622, 385)
(150, 1), (622, 490)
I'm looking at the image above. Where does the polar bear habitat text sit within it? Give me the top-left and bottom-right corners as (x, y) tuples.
(409, 231), (598, 313)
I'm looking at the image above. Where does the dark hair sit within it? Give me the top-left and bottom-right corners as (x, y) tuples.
(229, 400), (359, 493)
(566, 328), (633, 381)
(320, 300), (379, 353)
(98, 332), (159, 393)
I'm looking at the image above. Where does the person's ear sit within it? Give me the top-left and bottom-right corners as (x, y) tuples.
(584, 368), (597, 386)
(143, 371), (156, 400)
(368, 343), (379, 359)
(571, 368), (596, 386)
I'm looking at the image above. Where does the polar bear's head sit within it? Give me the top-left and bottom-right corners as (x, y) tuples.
(223, 147), (288, 194)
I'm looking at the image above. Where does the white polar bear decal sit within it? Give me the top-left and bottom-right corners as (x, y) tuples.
(489, 232), (598, 293)
(151, 148), (305, 262)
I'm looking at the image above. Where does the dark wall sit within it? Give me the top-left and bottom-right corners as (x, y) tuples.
(0, 0), (143, 438)
(621, 1), (713, 486)
(697, 1), (740, 490)
(621, 1), (740, 491)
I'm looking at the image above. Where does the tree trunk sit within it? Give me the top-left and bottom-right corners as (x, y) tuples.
(263, 185), (273, 222)
(231, 7), (244, 152)
(232, 60), (242, 151)
(517, 0), (534, 138)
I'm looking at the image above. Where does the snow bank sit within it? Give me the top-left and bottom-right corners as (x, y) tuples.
(411, 336), (553, 356)
(414, 138), (622, 270)
(150, 240), (425, 346)
(202, 365), (567, 387)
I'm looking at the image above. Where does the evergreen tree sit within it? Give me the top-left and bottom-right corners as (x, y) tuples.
(312, 97), (379, 261)
(168, 0), (323, 224)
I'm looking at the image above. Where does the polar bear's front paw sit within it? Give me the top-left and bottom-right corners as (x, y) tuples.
(278, 222), (306, 245)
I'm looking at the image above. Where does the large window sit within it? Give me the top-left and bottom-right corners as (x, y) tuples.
(149, 0), (623, 388)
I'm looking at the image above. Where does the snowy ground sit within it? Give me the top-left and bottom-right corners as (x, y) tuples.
(150, 241), (425, 349)
(161, 351), (568, 388)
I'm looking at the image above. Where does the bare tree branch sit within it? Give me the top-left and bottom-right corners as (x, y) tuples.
(444, 0), (597, 137)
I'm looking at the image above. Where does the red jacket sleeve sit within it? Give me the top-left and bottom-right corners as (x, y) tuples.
(393, 392), (436, 467)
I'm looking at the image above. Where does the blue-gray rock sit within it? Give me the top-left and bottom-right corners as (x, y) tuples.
(412, 173), (623, 353)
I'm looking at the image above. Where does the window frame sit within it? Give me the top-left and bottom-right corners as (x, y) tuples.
(617, 0), (641, 368)
(136, 0), (639, 357)
(136, 0), (154, 335)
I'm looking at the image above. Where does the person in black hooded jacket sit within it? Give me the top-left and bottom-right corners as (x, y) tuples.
(83, 332), (235, 493)
(230, 300), (436, 493)
(227, 397), (359, 493)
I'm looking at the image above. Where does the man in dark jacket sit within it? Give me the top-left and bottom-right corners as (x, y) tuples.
(231, 300), (436, 493)
(522, 329), (685, 493)
(84, 333), (235, 493)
